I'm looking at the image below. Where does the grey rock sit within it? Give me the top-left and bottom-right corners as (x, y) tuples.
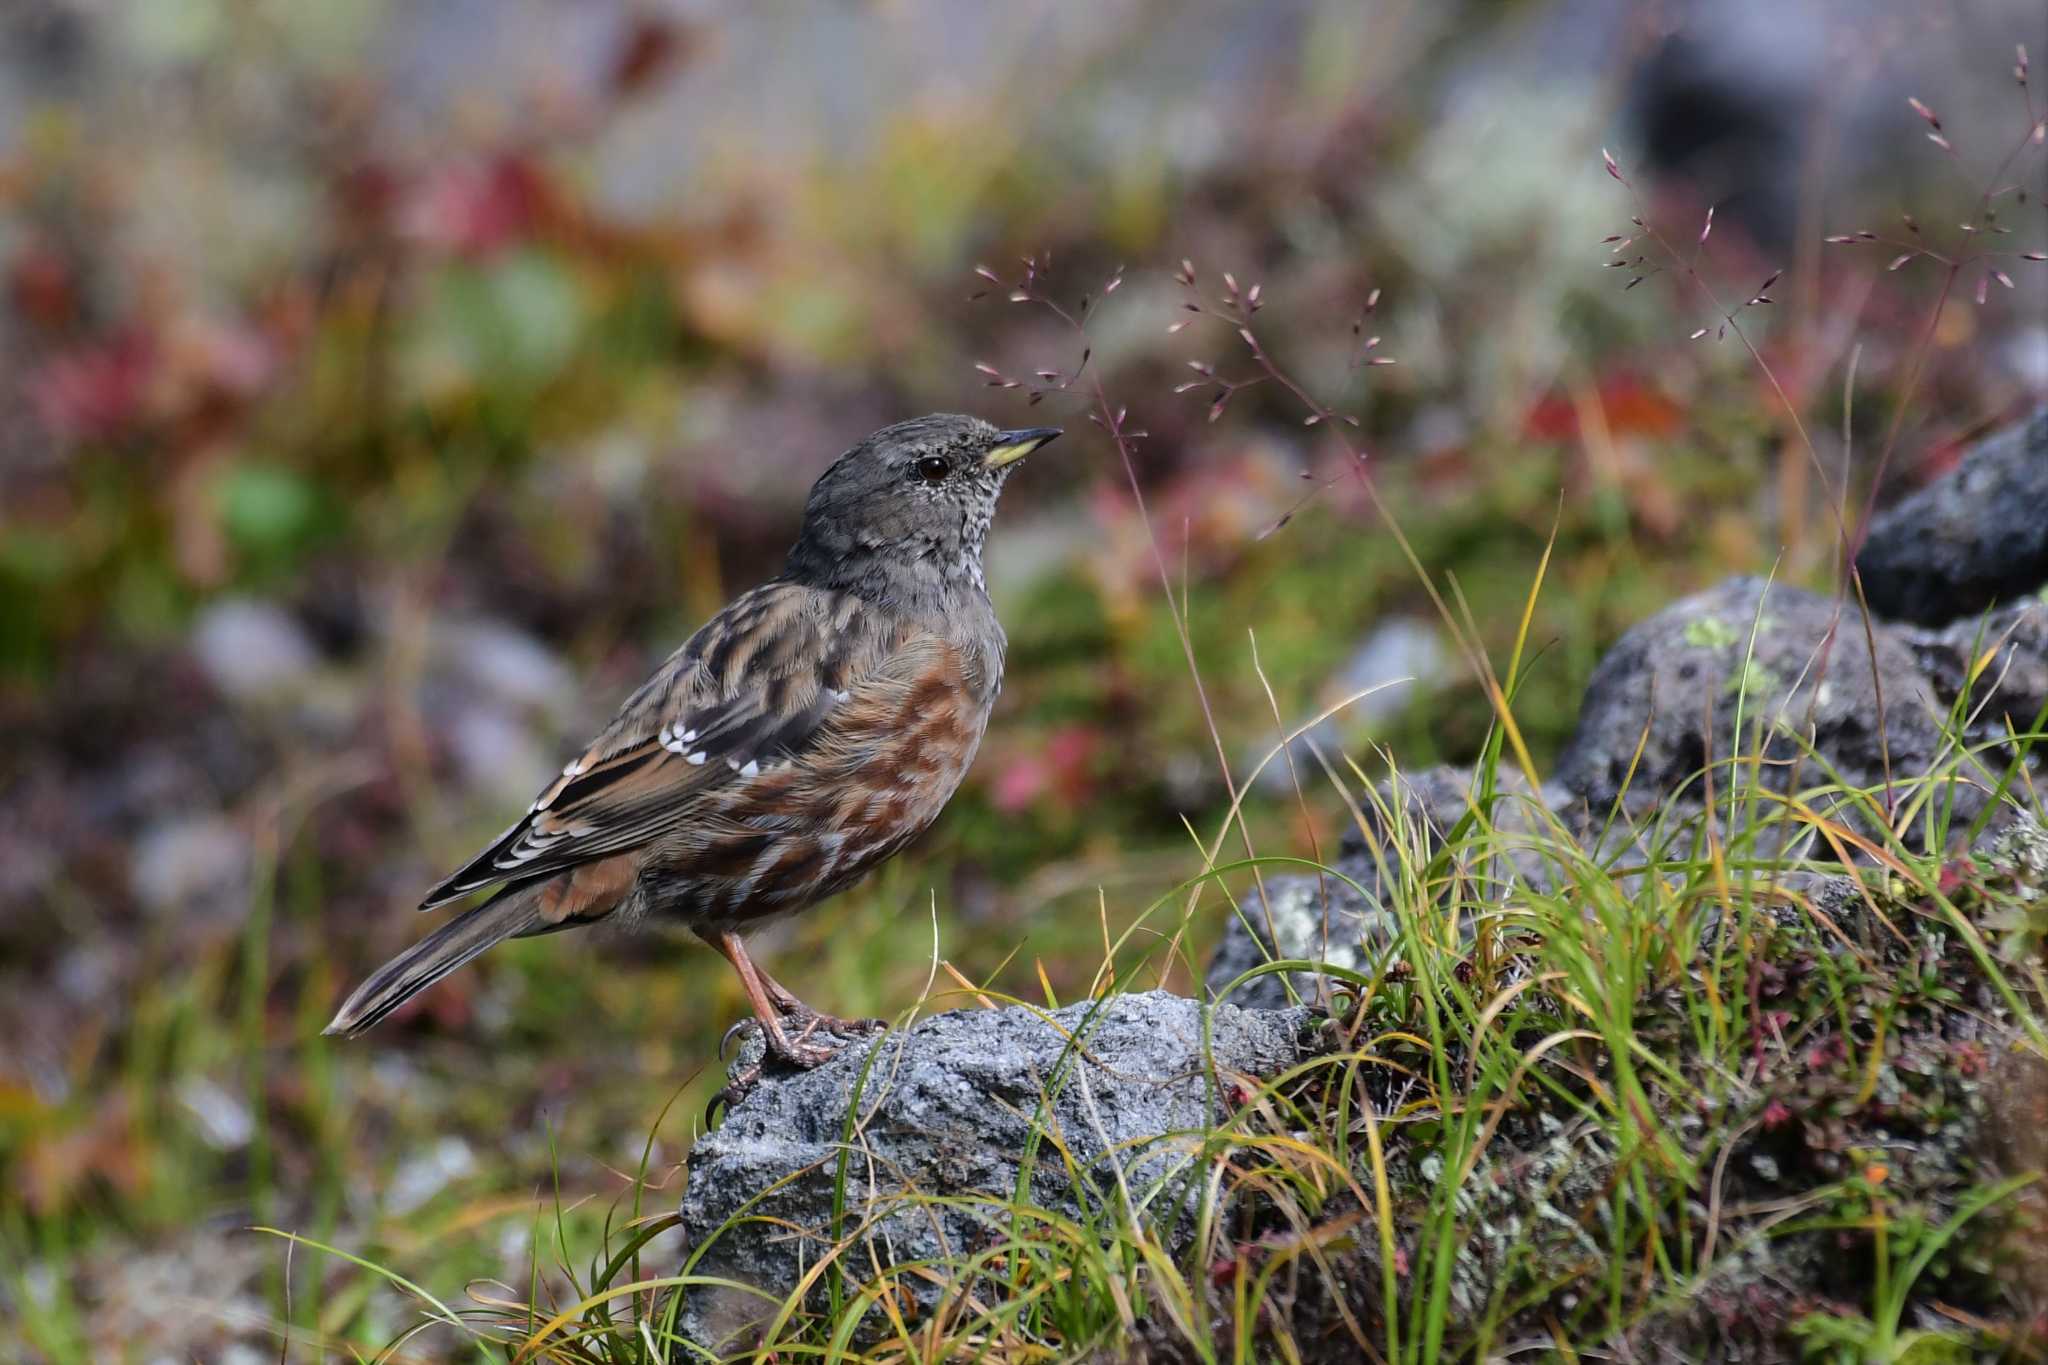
(1856, 408), (2048, 626)
(1553, 576), (2047, 835)
(677, 991), (1317, 1352)
(1206, 292), (2025, 1067)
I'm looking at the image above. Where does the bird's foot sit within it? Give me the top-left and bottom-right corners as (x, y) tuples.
(769, 1001), (886, 1059)
(705, 1011), (889, 1125)
(761, 1010), (872, 1072)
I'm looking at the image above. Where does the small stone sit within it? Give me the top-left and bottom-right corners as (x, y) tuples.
(130, 816), (249, 918)
(189, 597), (319, 701)
(446, 704), (554, 797)
(175, 1076), (254, 1151)
(435, 619), (576, 720)
(387, 1136), (476, 1215)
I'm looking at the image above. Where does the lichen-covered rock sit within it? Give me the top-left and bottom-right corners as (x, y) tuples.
(676, 991), (1319, 1352)
(1857, 408), (2048, 625)
(1201, 870), (1390, 1012)
(1553, 576), (2046, 831)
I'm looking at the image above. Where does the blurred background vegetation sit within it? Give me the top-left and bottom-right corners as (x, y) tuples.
(3, 0), (2046, 1357)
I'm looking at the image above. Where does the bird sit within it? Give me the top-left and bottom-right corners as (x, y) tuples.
(325, 414), (1060, 1068)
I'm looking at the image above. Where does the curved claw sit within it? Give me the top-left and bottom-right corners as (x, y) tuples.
(720, 1017), (759, 1062)
(706, 1062), (763, 1126)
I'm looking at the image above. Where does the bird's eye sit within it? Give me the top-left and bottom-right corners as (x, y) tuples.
(914, 455), (950, 484)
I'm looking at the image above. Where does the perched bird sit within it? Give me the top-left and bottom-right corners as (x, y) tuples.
(326, 414), (1059, 1067)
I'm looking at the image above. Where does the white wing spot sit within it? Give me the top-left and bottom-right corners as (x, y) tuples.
(740, 759), (761, 778)
(686, 751), (708, 766)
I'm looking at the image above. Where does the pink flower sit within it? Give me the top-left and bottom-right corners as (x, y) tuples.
(30, 331), (156, 443)
(404, 154), (549, 258)
(990, 726), (1101, 814)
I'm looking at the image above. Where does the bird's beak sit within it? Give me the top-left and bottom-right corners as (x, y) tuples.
(983, 427), (1062, 470)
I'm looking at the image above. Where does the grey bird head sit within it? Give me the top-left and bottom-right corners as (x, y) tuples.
(785, 414), (1060, 599)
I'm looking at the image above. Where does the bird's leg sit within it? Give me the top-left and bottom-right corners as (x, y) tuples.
(705, 931), (840, 1069)
(756, 970), (812, 1018)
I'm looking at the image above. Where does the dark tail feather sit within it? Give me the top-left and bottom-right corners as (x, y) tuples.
(324, 886), (545, 1038)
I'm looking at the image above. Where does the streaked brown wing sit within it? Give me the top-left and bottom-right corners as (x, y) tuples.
(419, 581), (873, 908)
(671, 632), (996, 917)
